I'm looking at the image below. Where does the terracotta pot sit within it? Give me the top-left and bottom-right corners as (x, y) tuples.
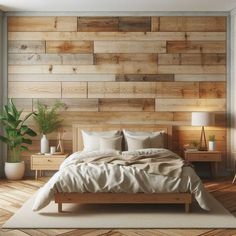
(4, 161), (25, 180)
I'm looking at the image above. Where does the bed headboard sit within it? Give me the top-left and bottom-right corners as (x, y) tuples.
(72, 124), (173, 152)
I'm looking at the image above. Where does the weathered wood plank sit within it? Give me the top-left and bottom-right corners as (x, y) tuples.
(159, 16), (226, 32)
(8, 54), (62, 65)
(199, 82), (226, 98)
(155, 99), (226, 112)
(98, 98), (155, 111)
(78, 17), (118, 32)
(116, 74), (174, 82)
(167, 41), (226, 54)
(174, 74), (226, 82)
(33, 98), (98, 111)
(8, 31), (226, 41)
(8, 16), (77, 32)
(8, 41), (45, 54)
(151, 17), (160, 32)
(95, 53), (157, 64)
(157, 65), (226, 74)
(8, 74), (116, 82)
(88, 82), (156, 98)
(158, 53), (226, 65)
(94, 41), (166, 53)
(8, 82), (61, 98)
(61, 82), (87, 98)
(156, 82), (199, 98)
(46, 41), (93, 53)
(9, 64), (158, 74)
(118, 17), (151, 32)
(8, 53), (94, 65)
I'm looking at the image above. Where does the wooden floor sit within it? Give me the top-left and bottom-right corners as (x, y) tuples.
(0, 177), (236, 236)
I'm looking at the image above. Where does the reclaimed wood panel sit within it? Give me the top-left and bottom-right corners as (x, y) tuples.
(94, 41), (166, 53)
(8, 82), (61, 98)
(78, 17), (118, 32)
(159, 16), (226, 32)
(9, 64), (158, 74)
(95, 53), (157, 64)
(158, 53), (226, 65)
(116, 74), (174, 82)
(8, 74), (116, 82)
(155, 99), (226, 112)
(46, 41), (93, 53)
(88, 82), (156, 98)
(98, 98), (155, 111)
(9, 31), (226, 41)
(157, 65), (226, 74)
(175, 74), (226, 82)
(33, 98), (98, 112)
(7, 16), (228, 174)
(156, 82), (199, 98)
(167, 41), (226, 54)
(118, 17), (151, 32)
(61, 82), (87, 98)
(199, 82), (226, 98)
(8, 16), (77, 32)
(8, 41), (45, 54)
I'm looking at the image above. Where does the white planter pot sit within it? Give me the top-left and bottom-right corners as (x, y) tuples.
(4, 161), (25, 180)
(208, 141), (216, 151)
(41, 134), (49, 154)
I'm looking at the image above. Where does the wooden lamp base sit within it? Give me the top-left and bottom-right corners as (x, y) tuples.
(198, 126), (208, 151)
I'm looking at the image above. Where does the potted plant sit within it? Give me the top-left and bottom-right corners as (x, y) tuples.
(33, 101), (64, 154)
(0, 99), (37, 180)
(208, 135), (216, 151)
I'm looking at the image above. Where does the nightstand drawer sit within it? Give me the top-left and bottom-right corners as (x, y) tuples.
(185, 153), (221, 162)
(31, 157), (65, 170)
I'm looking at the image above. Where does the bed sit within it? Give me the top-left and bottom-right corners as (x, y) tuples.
(33, 124), (209, 213)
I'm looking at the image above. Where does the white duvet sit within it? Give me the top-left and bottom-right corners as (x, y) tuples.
(33, 149), (210, 211)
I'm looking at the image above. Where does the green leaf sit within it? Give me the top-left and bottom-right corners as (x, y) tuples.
(0, 135), (10, 144)
(20, 146), (28, 151)
(22, 138), (32, 145)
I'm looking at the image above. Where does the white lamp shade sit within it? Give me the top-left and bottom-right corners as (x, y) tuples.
(191, 112), (214, 126)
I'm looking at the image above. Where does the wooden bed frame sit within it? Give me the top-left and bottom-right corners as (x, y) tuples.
(54, 124), (192, 213)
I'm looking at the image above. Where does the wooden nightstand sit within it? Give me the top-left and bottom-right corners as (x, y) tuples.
(184, 150), (222, 178)
(31, 154), (68, 180)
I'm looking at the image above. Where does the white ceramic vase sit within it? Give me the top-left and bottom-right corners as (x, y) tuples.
(41, 134), (49, 154)
(4, 161), (25, 180)
(208, 141), (216, 151)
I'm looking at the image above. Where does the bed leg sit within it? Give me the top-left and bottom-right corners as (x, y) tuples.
(185, 203), (190, 213)
(58, 203), (62, 213)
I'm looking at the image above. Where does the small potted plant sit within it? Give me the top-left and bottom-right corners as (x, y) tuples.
(33, 101), (64, 154)
(0, 99), (37, 180)
(208, 135), (216, 151)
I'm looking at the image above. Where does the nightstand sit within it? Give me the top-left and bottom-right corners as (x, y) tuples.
(31, 153), (68, 180)
(184, 150), (222, 178)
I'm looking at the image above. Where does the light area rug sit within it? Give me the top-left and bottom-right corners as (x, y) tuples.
(3, 192), (236, 229)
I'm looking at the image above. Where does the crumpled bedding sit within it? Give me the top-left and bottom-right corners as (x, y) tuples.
(32, 149), (210, 211)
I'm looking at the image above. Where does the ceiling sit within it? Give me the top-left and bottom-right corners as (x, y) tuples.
(0, 0), (236, 12)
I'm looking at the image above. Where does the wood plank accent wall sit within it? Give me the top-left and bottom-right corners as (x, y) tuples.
(7, 16), (227, 175)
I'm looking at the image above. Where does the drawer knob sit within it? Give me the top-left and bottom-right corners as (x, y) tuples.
(47, 159), (52, 162)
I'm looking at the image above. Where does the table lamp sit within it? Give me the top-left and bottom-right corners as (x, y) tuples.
(191, 112), (215, 151)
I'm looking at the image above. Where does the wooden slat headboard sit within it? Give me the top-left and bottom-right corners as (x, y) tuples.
(72, 124), (172, 152)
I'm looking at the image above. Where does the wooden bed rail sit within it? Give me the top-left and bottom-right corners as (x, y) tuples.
(54, 192), (192, 213)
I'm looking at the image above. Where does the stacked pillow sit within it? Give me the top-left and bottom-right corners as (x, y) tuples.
(81, 129), (165, 152)
(123, 130), (164, 151)
(81, 130), (122, 152)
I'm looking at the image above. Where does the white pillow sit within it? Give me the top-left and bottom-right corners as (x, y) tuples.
(123, 130), (164, 150)
(99, 135), (122, 151)
(126, 135), (151, 151)
(81, 130), (120, 151)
